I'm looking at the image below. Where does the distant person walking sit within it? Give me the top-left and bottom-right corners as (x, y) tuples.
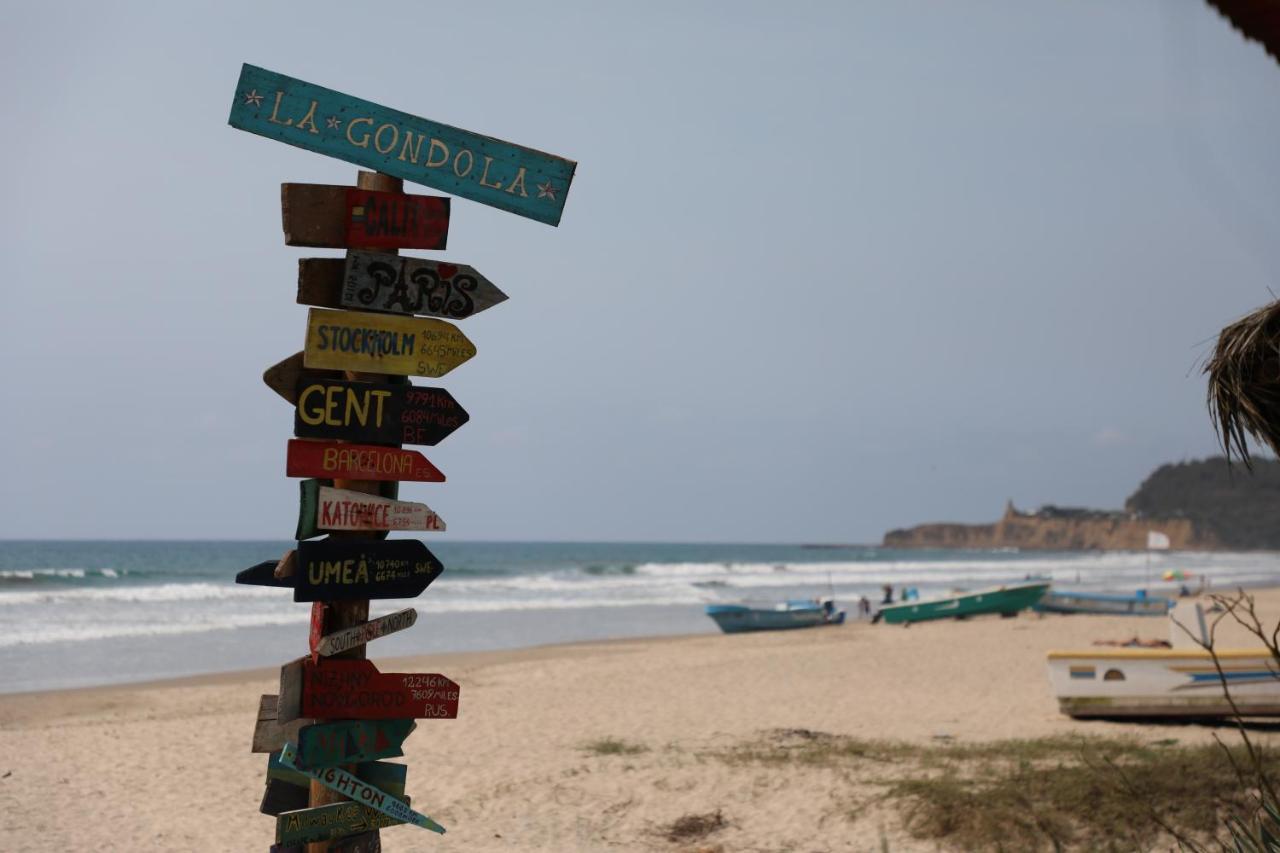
(881, 584), (894, 605)
(858, 596), (871, 618)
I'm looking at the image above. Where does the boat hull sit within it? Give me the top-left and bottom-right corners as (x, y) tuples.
(877, 582), (1049, 625)
(1047, 649), (1280, 718)
(706, 604), (845, 634)
(1034, 591), (1173, 616)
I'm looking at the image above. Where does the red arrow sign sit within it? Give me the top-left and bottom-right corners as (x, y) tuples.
(300, 658), (459, 720)
(286, 439), (445, 483)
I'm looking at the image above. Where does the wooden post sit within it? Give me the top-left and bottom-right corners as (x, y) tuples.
(307, 169), (404, 853)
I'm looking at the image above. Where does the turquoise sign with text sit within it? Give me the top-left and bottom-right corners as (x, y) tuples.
(229, 64), (576, 226)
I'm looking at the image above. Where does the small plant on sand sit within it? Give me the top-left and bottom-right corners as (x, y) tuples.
(582, 736), (649, 756)
(661, 809), (726, 843)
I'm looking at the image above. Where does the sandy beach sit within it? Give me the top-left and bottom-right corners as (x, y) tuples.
(1, 590), (1275, 852)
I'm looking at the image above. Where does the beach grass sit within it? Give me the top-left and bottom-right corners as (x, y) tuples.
(581, 736), (650, 756)
(709, 728), (1279, 851)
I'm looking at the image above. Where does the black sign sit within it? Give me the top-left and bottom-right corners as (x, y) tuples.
(295, 539), (443, 602)
(237, 539), (442, 602)
(293, 379), (468, 447)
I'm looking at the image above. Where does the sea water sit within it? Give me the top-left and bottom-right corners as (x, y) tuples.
(0, 540), (1276, 693)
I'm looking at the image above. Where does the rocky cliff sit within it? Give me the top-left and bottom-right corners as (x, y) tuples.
(883, 457), (1280, 551)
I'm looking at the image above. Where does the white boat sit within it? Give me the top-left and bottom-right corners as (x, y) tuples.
(1046, 648), (1280, 718)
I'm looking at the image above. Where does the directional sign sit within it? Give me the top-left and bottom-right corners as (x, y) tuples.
(300, 657), (460, 720)
(298, 538), (443, 602)
(287, 439), (445, 483)
(280, 742), (446, 834)
(294, 719), (416, 768)
(282, 184), (449, 249)
(298, 480), (445, 539)
(294, 379), (468, 446)
(314, 608), (418, 658)
(268, 751), (408, 798)
(294, 253), (506, 323)
(303, 307), (476, 378)
(276, 798), (408, 846)
(238, 540), (442, 602)
(229, 64), (576, 226)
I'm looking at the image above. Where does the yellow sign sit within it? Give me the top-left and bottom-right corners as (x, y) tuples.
(303, 308), (476, 378)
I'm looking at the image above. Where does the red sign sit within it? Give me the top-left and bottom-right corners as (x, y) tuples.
(346, 188), (449, 249)
(286, 439), (445, 483)
(300, 658), (459, 720)
(308, 602), (327, 663)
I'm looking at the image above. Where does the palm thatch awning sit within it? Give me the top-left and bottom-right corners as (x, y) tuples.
(1205, 1), (1280, 66)
(1206, 300), (1280, 465)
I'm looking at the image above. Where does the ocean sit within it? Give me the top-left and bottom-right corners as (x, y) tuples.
(1, 540), (1276, 693)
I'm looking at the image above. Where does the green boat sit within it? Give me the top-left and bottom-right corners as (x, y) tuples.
(875, 582), (1050, 625)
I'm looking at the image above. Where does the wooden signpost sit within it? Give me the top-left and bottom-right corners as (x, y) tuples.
(294, 719), (416, 768)
(231, 61), (576, 849)
(282, 184), (449, 250)
(299, 658), (460, 720)
(287, 439), (445, 483)
(312, 608), (418, 659)
(295, 253), (506, 321)
(236, 539), (444, 602)
(229, 64), (576, 226)
(297, 481), (445, 539)
(293, 379), (469, 447)
(303, 307), (476, 378)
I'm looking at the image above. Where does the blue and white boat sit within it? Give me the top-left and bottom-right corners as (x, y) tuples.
(706, 599), (846, 634)
(1033, 589), (1174, 617)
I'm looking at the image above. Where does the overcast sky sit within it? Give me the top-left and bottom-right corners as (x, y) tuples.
(2, 1), (1279, 542)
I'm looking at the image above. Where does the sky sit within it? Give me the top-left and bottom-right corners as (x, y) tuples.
(2, 1), (1280, 543)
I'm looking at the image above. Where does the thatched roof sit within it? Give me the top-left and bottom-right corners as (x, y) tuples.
(1206, 300), (1280, 466)
(1205, 1), (1280, 66)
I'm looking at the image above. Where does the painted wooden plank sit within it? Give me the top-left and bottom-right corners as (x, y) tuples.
(287, 439), (445, 483)
(238, 540), (443, 602)
(298, 538), (443, 602)
(303, 307), (476, 378)
(314, 608), (418, 658)
(301, 657), (459, 721)
(229, 64), (576, 226)
(261, 777), (310, 816)
(237, 560), (292, 589)
(295, 719), (416, 769)
(282, 184), (449, 249)
(252, 694), (315, 753)
(296, 255), (506, 321)
(276, 797), (408, 845)
(279, 742), (446, 834)
(278, 658), (306, 723)
(297, 480), (445, 539)
(308, 602), (327, 663)
(294, 379), (468, 446)
(270, 843), (304, 853)
(329, 830), (381, 853)
(264, 351), (343, 405)
(267, 752), (408, 799)
(343, 252), (505, 320)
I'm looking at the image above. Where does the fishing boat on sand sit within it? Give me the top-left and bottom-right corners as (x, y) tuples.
(1034, 590), (1174, 617)
(706, 599), (846, 634)
(874, 581), (1049, 625)
(1047, 648), (1280, 718)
